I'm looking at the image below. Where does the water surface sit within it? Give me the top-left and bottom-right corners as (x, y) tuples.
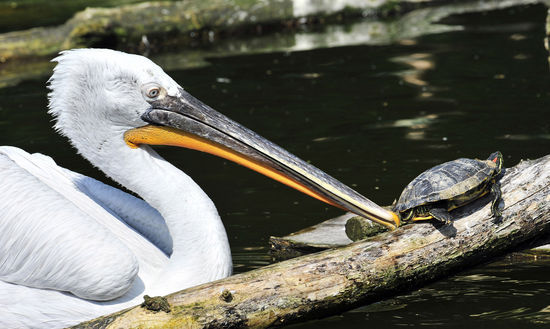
(1, 3), (549, 328)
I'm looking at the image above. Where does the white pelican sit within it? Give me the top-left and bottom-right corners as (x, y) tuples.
(0, 49), (399, 328)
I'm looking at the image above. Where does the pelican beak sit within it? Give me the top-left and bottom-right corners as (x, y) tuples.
(124, 88), (400, 230)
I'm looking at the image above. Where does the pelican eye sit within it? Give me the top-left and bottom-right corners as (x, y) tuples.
(146, 87), (161, 99)
(142, 83), (166, 101)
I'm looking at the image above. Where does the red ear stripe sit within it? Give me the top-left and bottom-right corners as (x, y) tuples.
(492, 157), (498, 163)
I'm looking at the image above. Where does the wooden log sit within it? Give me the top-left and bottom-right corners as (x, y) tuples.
(0, 0), (403, 62)
(2, 0), (545, 89)
(1, 0), (544, 62)
(74, 155), (550, 328)
(270, 212), (550, 260)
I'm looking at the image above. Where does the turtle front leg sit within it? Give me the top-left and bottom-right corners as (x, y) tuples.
(428, 208), (452, 225)
(490, 181), (502, 218)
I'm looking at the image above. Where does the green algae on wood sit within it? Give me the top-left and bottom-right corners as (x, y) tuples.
(2, 0), (545, 87)
(0, 0), (401, 61)
(345, 216), (388, 241)
(141, 295), (171, 313)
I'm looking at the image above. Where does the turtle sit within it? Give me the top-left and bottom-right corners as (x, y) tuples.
(394, 151), (503, 224)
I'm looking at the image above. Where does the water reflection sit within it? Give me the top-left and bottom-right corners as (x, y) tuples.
(499, 134), (550, 140)
(291, 257), (550, 328)
(232, 246), (272, 272)
(391, 53), (435, 88)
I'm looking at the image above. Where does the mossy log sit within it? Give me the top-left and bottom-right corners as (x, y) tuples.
(1, 0), (546, 87)
(0, 0), (402, 62)
(2, 0), (546, 62)
(74, 155), (550, 329)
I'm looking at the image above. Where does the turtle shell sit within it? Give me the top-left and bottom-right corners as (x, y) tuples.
(394, 157), (498, 212)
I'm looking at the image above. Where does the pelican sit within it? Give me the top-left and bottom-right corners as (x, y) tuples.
(0, 49), (399, 328)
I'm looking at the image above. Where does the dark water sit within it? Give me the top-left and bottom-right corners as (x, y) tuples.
(1, 3), (549, 328)
(291, 255), (550, 328)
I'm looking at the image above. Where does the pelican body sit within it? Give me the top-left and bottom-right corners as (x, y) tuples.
(0, 49), (398, 328)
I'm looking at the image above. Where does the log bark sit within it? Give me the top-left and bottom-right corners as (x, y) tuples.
(74, 155), (550, 329)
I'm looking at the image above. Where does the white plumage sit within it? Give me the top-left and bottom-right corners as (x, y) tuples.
(0, 49), (232, 328)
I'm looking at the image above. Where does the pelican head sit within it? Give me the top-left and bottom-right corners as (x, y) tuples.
(48, 49), (399, 229)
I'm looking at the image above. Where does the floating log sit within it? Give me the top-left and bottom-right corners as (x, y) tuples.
(74, 155), (550, 328)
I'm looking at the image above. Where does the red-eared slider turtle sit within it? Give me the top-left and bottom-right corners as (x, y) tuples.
(394, 151), (503, 224)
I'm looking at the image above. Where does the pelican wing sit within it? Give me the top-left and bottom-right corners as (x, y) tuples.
(0, 147), (167, 300)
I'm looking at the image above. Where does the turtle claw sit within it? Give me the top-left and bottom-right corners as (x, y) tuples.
(428, 207), (453, 225)
(490, 181), (503, 219)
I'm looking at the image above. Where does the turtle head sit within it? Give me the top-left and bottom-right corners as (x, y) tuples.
(488, 151), (503, 175)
